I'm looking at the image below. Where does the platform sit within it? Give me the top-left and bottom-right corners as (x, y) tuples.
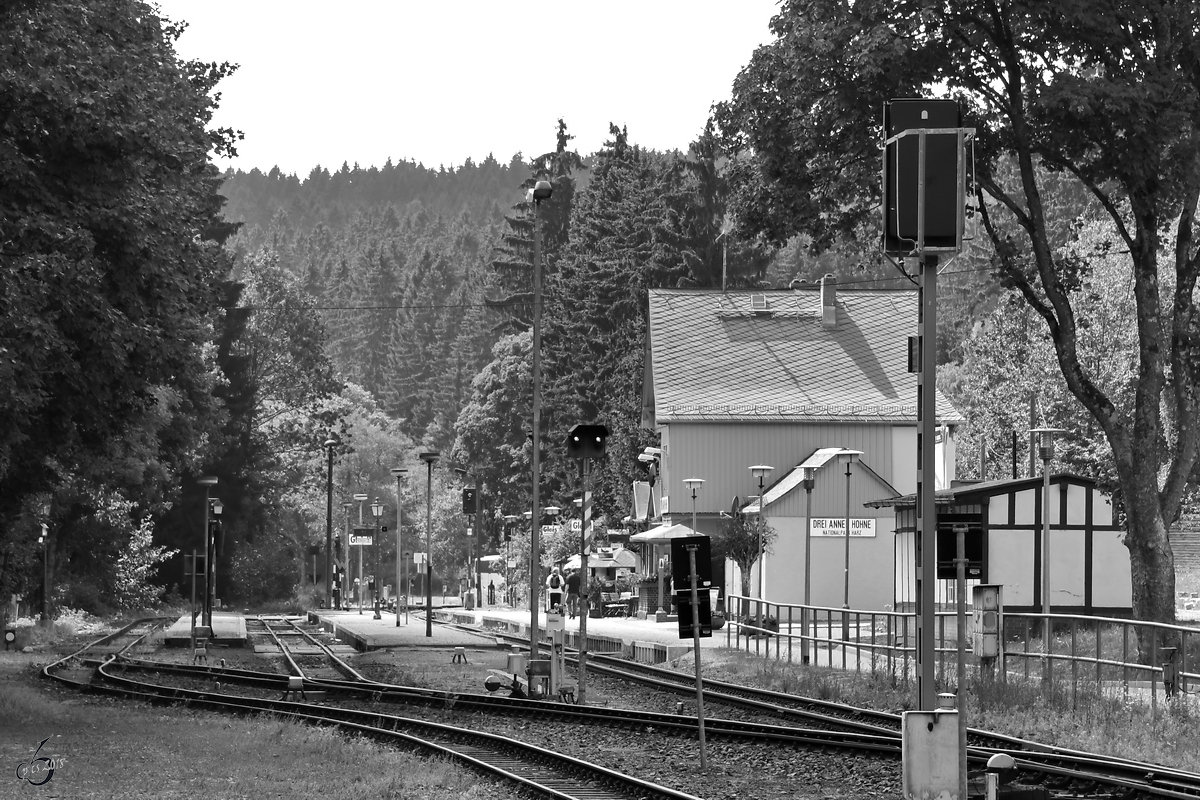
(311, 609), (492, 650)
(163, 611), (247, 647)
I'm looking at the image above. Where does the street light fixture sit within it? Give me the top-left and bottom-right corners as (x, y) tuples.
(1030, 427), (1064, 678)
(420, 451), (440, 637)
(353, 493), (368, 614)
(839, 450), (863, 611)
(683, 477), (705, 615)
(503, 514), (519, 606)
(38, 504), (50, 626)
(529, 178), (552, 656)
(749, 465), (773, 648)
(370, 497), (384, 619)
(197, 476), (218, 629)
(801, 466), (817, 664)
(340, 501), (352, 609)
(390, 467), (408, 627)
(839, 449), (863, 648)
(683, 478), (704, 534)
(324, 439), (337, 607)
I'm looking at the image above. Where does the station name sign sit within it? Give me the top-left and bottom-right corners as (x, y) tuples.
(810, 518), (877, 537)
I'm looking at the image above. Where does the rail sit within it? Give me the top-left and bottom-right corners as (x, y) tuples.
(724, 593), (1200, 703)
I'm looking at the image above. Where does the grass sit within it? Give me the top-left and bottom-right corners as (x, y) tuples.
(697, 628), (1200, 772)
(0, 655), (524, 799)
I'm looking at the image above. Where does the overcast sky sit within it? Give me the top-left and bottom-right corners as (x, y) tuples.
(155, 1), (781, 177)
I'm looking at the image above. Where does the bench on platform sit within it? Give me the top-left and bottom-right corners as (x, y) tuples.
(602, 592), (633, 617)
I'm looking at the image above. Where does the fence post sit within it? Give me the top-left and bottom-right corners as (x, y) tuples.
(1151, 629), (1158, 713)
(1122, 622), (1130, 698)
(1071, 619), (1078, 710)
(788, 605), (793, 663)
(1024, 617), (1030, 681)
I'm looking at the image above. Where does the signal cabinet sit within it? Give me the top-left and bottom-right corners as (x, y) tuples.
(971, 583), (1002, 658)
(883, 98), (962, 253)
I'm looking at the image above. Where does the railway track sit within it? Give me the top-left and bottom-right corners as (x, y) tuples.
(469, 623), (1200, 799)
(54, 654), (705, 800)
(41, 618), (1200, 799)
(244, 615), (372, 683)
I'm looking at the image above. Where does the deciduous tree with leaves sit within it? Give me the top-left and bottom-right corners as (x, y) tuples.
(715, 0), (1200, 631)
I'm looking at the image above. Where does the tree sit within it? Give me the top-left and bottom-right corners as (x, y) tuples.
(712, 512), (777, 620)
(0, 0), (239, 611)
(714, 0), (1200, 630)
(486, 120), (585, 331)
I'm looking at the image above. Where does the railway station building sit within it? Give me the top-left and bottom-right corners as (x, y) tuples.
(639, 279), (963, 611)
(866, 474), (1132, 615)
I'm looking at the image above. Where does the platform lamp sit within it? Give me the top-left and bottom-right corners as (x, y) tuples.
(197, 476), (218, 628)
(503, 515), (518, 606)
(352, 493), (368, 614)
(528, 178), (553, 656)
(801, 466), (817, 664)
(341, 501), (352, 609)
(390, 467), (408, 626)
(683, 477), (705, 623)
(749, 465), (773, 644)
(839, 449), (863, 644)
(419, 451), (440, 637)
(370, 497), (384, 619)
(1030, 426), (1064, 678)
(209, 496), (223, 623)
(38, 505), (50, 626)
(324, 439), (337, 607)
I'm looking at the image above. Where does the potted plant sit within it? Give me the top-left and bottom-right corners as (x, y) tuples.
(587, 583), (605, 618)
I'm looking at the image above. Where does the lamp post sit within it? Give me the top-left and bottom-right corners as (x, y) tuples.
(801, 467), (816, 664)
(524, 510), (533, 608)
(391, 468), (408, 626)
(197, 476), (218, 628)
(324, 439), (337, 606)
(38, 505), (50, 626)
(371, 497), (384, 619)
(840, 450), (863, 611)
(209, 497), (223, 619)
(529, 178), (552, 656)
(353, 493), (368, 614)
(682, 478), (707, 770)
(1031, 427), (1063, 680)
(341, 501), (352, 609)
(504, 515), (519, 606)
(840, 449), (862, 645)
(420, 451), (440, 637)
(749, 465), (773, 645)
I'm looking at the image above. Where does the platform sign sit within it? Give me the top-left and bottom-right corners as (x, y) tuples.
(350, 527), (374, 546)
(936, 514), (984, 579)
(414, 552), (427, 565)
(670, 535), (712, 590)
(675, 590), (712, 639)
(810, 518), (877, 537)
(184, 553), (207, 577)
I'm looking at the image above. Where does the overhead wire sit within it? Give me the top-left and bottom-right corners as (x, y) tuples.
(241, 262), (1004, 313)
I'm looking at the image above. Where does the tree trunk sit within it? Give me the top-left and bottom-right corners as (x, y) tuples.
(1123, 478), (1178, 659)
(739, 567), (753, 620)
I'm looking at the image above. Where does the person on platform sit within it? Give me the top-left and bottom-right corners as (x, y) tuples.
(546, 567), (565, 613)
(565, 568), (581, 619)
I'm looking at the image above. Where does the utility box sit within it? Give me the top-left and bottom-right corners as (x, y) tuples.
(902, 708), (961, 799)
(505, 652), (527, 676)
(972, 583), (1002, 658)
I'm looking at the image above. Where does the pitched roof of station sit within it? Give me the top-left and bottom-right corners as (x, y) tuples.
(644, 287), (963, 425)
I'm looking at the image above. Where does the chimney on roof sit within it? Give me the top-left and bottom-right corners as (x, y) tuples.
(820, 273), (837, 329)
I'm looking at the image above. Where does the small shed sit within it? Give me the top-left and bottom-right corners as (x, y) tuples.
(867, 474), (1131, 614)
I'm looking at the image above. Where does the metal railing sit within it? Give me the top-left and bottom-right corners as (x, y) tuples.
(724, 593), (1199, 704)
